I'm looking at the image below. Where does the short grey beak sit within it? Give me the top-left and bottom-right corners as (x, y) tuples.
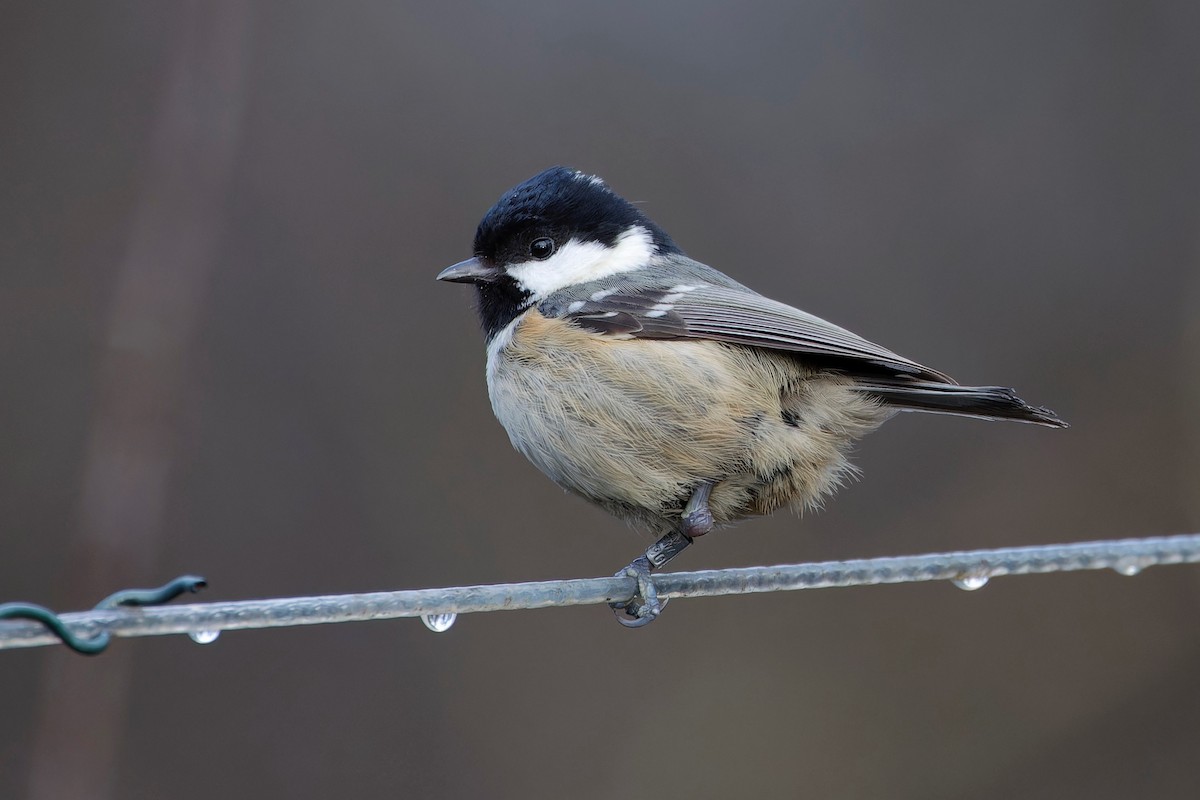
(436, 257), (498, 284)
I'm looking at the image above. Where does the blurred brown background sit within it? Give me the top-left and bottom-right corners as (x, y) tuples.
(2, 1), (1199, 797)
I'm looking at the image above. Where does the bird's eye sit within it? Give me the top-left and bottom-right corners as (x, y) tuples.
(529, 237), (555, 260)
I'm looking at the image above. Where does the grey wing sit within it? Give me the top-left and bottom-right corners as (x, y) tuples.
(542, 277), (954, 383)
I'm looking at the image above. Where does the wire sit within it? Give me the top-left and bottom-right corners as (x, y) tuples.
(2, 533), (1198, 651)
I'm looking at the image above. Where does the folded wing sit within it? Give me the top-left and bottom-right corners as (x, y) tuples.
(542, 271), (1066, 428)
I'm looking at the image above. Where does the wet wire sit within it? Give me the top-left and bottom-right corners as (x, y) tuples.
(1, 533), (1198, 652)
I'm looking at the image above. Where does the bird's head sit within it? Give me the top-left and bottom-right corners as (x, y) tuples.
(437, 167), (679, 338)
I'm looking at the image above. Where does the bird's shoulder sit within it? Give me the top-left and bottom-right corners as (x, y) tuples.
(536, 254), (747, 338)
(536, 254), (950, 382)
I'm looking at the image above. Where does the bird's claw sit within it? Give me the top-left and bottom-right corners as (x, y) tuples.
(609, 556), (667, 628)
(608, 491), (707, 629)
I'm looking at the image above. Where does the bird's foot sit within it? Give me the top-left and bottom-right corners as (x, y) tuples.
(609, 482), (712, 628)
(610, 555), (664, 628)
(609, 529), (695, 628)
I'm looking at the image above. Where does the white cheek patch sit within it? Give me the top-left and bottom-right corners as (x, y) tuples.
(506, 226), (654, 300)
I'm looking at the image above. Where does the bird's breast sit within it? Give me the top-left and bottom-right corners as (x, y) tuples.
(484, 308), (887, 530)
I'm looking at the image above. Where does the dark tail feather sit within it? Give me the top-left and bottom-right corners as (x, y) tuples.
(854, 379), (1068, 428)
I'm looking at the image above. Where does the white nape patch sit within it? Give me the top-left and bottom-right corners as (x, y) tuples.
(567, 301), (585, 313)
(590, 288), (617, 301)
(506, 226), (654, 300)
(573, 170), (607, 188)
(484, 315), (520, 388)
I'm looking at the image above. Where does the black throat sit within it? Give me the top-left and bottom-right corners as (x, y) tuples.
(475, 275), (532, 341)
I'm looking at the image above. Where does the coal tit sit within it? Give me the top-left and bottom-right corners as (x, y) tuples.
(438, 167), (1065, 627)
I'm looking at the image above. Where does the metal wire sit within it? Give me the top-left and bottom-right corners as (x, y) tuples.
(2, 533), (1198, 651)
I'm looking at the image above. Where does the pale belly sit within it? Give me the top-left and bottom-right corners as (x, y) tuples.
(485, 310), (888, 532)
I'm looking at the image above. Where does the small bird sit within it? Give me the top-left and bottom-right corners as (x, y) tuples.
(438, 167), (1066, 627)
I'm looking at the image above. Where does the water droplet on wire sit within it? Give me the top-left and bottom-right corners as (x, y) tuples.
(188, 629), (220, 644)
(952, 573), (990, 591)
(1113, 557), (1144, 576)
(421, 613), (457, 632)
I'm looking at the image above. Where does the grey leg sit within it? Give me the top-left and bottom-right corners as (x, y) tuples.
(681, 480), (714, 539)
(610, 481), (715, 628)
